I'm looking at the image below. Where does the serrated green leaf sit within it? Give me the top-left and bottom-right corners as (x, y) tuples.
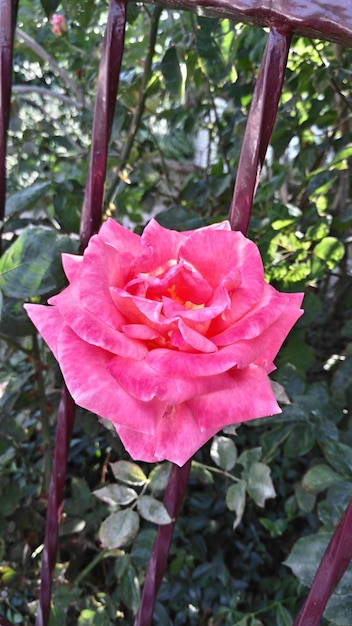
(99, 509), (139, 549)
(137, 496), (171, 525)
(226, 480), (246, 529)
(210, 436), (237, 471)
(110, 460), (148, 486)
(302, 464), (341, 493)
(161, 47), (183, 99)
(246, 462), (276, 507)
(93, 484), (138, 506)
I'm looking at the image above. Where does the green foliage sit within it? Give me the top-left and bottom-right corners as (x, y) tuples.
(2, 1), (352, 624)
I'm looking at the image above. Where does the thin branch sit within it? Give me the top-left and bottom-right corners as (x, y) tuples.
(15, 27), (85, 104)
(12, 84), (87, 110)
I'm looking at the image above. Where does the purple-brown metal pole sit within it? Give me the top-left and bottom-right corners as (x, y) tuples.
(79, 0), (127, 252)
(35, 2), (127, 624)
(35, 386), (76, 626)
(293, 500), (352, 626)
(0, 0), (18, 252)
(134, 460), (191, 626)
(229, 26), (291, 235)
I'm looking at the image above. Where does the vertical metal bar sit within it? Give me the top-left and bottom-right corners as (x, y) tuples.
(36, 2), (128, 624)
(79, 0), (128, 252)
(0, 0), (18, 251)
(228, 26), (291, 235)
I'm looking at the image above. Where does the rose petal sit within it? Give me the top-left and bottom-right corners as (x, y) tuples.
(49, 282), (147, 359)
(146, 345), (239, 376)
(171, 319), (217, 353)
(61, 253), (83, 282)
(24, 303), (63, 359)
(57, 326), (165, 434)
(189, 364), (280, 431)
(117, 403), (221, 466)
(107, 355), (234, 403)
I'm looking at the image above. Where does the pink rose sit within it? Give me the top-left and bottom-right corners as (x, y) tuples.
(50, 14), (67, 36)
(25, 219), (303, 466)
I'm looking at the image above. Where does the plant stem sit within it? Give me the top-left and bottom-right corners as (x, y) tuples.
(134, 460), (191, 626)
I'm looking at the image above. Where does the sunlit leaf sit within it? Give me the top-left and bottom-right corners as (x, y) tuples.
(99, 509), (139, 549)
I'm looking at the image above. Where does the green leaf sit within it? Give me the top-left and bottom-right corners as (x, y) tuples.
(40, 0), (61, 17)
(120, 566), (140, 615)
(226, 480), (246, 529)
(283, 423), (315, 458)
(313, 237), (345, 270)
(238, 447), (262, 474)
(99, 510), (139, 549)
(62, 0), (95, 28)
(93, 484), (138, 506)
(294, 483), (316, 513)
(0, 228), (78, 299)
(210, 436), (237, 471)
(325, 595), (352, 625)
(322, 441), (352, 478)
(0, 296), (33, 336)
(161, 47), (183, 99)
(275, 605), (293, 626)
(302, 464), (341, 493)
(284, 533), (331, 587)
(137, 495), (171, 525)
(190, 461), (214, 484)
(246, 462), (276, 507)
(149, 463), (171, 495)
(109, 460), (148, 486)
(5, 182), (51, 217)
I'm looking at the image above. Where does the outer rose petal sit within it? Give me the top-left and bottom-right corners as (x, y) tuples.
(48, 281), (147, 359)
(146, 345), (240, 377)
(24, 303), (63, 360)
(61, 253), (83, 282)
(117, 403), (221, 465)
(188, 364), (280, 431)
(136, 219), (187, 274)
(57, 326), (165, 434)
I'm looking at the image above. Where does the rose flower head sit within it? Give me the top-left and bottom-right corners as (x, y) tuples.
(25, 219), (303, 466)
(50, 13), (67, 36)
